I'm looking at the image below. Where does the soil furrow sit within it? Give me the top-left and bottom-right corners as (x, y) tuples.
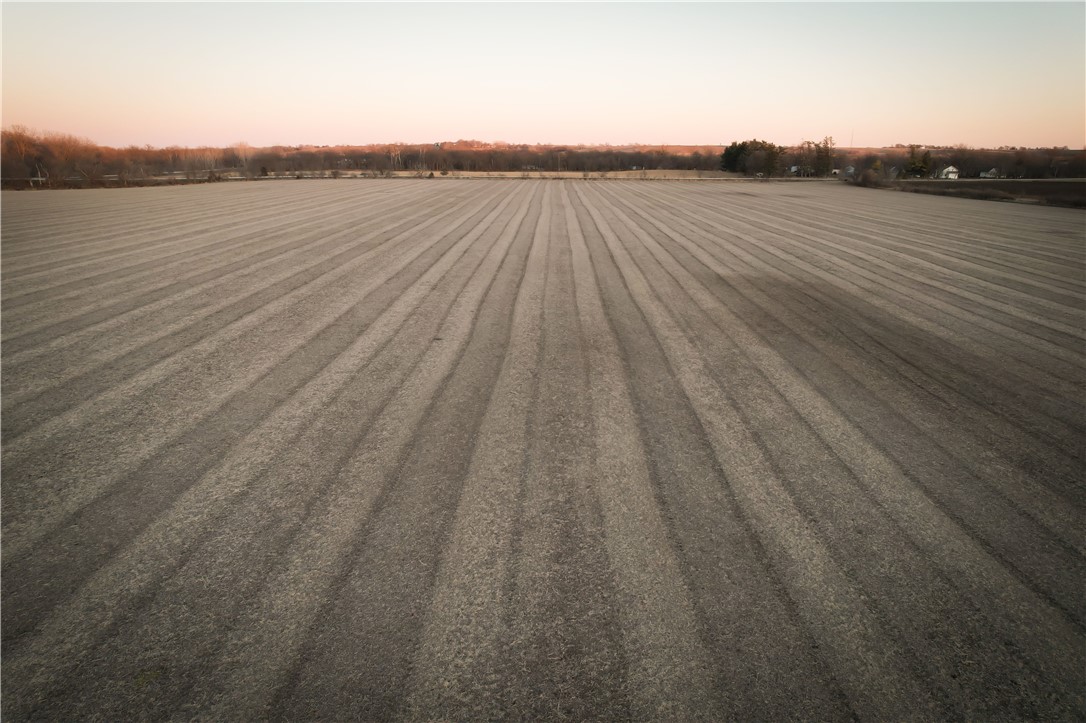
(575, 183), (947, 720)
(589, 183), (1083, 716)
(0, 187), (530, 716)
(1, 183), (512, 573)
(570, 184), (855, 719)
(10, 182), (540, 721)
(3, 180), (1081, 720)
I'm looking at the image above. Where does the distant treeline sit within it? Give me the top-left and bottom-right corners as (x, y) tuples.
(2, 126), (1083, 188)
(1, 128), (720, 187)
(721, 137), (1086, 180)
(847, 143), (1086, 182)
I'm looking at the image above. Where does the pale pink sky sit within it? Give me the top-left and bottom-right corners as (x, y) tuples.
(3, 2), (1084, 149)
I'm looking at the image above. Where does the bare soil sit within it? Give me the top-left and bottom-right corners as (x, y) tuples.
(2, 180), (1083, 719)
(894, 178), (1086, 207)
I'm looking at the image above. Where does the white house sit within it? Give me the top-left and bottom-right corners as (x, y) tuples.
(938, 165), (960, 179)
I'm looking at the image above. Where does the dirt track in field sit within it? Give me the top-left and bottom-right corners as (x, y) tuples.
(2, 179), (1083, 720)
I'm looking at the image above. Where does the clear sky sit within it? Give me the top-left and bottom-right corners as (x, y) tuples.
(3, 2), (1083, 149)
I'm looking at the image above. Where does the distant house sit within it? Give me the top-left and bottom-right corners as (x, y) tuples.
(938, 165), (960, 179)
(979, 168), (1000, 178)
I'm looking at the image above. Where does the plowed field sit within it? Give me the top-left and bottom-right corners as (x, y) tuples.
(3, 180), (1083, 719)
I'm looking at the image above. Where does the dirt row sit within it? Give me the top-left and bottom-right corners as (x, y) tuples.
(2, 180), (1083, 719)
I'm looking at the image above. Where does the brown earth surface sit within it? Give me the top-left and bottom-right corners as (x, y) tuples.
(2, 179), (1083, 719)
(894, 178), (1086, 208)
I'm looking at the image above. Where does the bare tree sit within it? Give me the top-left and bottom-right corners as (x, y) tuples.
(2, 125), (38, 181)
(42, 132), (94, 186)
(233, 142), (253, 176)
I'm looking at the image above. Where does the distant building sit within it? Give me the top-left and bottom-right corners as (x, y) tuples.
(979, 168), (1000, 178)
(938, 165), (960, 179)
